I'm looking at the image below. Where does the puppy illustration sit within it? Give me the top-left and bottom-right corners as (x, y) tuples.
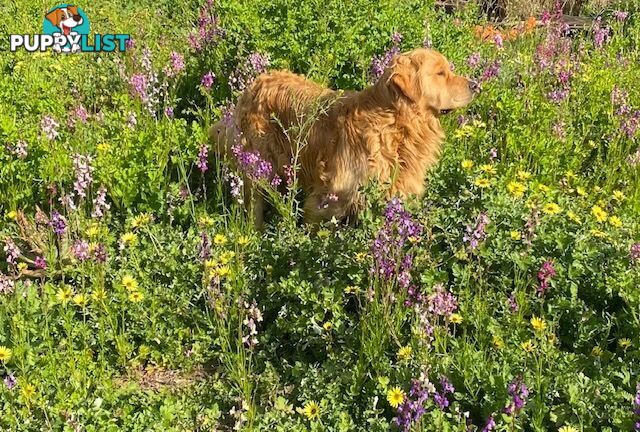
(45, 5), (83, 52)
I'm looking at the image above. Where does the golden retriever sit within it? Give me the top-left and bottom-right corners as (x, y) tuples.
(211, 48), (477, 226)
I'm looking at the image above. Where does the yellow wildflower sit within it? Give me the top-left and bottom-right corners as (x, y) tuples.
(121, 275), (138, 291)
(612, 190), (626, 202)
(608, 216), (622, 228)
(517, 170), (532, 181)
(128, 291), (144, 303)
(530, 316), (547, 332)
(538, 184), (550, 193)
(450, 313), (463, 324)
(131, 213), (152, 228)
(213, 234), (227, 245)
(510, 231), (521, 240)
(302, 401), (320, 420)
(492, 335), (505, 349)
(0, 346), (12, 362)
(72, 293), (89, 307)
(237, 235), (250, 246)
(543, 203), (562, 215)
(86, 225), (101, 238)
(591, 346), (603, 357)
(397, 345), (412, 361)
(521, 340), (535, 353)
(91, 288), (107, 301)
(322, 321), (333, 331)
(56, 286), (74, 304)
(474, 177), (491, 188)
(591, 205), (607, 222)
(559, 425), (579, 432)
(618, 338), (632, 350)
(576, 186), (587, 197)
(120, 232), (138, 246)
(507, 181), (527, 198)
(387, 387), (405, 408)
(199, 215), (215, 227)
(480, 164), (497, 175)
(461, 159), (474, 170)
(566, 211), (581, 224)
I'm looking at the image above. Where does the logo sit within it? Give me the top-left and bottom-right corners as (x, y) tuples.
(10, 4), (130, 53)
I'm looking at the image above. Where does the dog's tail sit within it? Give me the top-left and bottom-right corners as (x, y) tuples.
(208, 120), (237, 157)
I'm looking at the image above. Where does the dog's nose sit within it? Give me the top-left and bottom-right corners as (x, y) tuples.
(468, 79), (480, 94)
(73, 15), (82, 22)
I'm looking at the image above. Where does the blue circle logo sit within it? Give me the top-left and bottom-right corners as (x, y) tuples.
(43, 4), (90, 36)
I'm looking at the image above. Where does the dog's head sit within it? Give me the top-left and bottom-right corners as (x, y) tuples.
(45, 5), (83, 35)
(385, 48), (478, 115)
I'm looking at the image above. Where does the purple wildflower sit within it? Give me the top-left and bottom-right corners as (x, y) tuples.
(427, 284), (458, 317)
(3, 239), (19, 266)
(631, 243), (640, 263)
(370, 33), (403, 82)
(479, 60), (501, 83)
(231, 144), (274, 182)
(482, 416), (496, 431)
(49, 210), (67, 236)
(188, 0), (224, 52)
(489, 147), (498, 161)
(371, 198), (422, 283)
(223, 168), (244, 202)
(467, 52), (481, 68)
(72, 154), (94, 199)
(221, 102), (235, 128)
(197, 144), (209, 173)
(167, 51), (185, 77)
(537, 260), (556, 295)
(72, 240), (90, 262)
(0, 274), (15, 294)
(593, 17), (610, 49)
(508, 293), (519, 312)
(493, 33), (503, 48)
(92, 244), (107, 264)
(129, 73), (148, 98)
(41, 115), (59, 140)
(614, 11), (629, 22)
(125, 38), (135, 49)
(7, 140), (28, 159)
(242, 300), (263, 348)
(394, 375), (434, 431)
(198, 231), (211, 261)
(463, 212), (490, 251)
(633, 383), (640, 431)
(127, 112), (137, 129)
(91, 186), (111, 218)
(547, 88), (569, 103)
(165, 106), (174, 118)
(34, 256), (47, 270)
(229, 52), (270, 92)
(201, 71), (215, 89)
(4, 373), (17, 390)
(504, 377), (529, 416)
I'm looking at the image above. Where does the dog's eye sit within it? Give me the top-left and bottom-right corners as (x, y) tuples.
(437, 71), (446, 76)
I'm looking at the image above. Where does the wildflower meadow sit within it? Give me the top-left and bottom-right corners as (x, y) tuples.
(1, 0), (640, 430)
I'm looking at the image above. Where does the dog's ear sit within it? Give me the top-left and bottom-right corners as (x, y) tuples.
(45, 8), (63, 27)
(67, 6), (78, 15)
(389, 55), (421, 103)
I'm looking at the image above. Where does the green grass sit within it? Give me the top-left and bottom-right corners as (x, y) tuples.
(0, 0), (640, 431)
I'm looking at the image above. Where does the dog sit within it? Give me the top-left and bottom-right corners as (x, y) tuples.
(45, 5), (83, 53)
(211, 48), (478, 226)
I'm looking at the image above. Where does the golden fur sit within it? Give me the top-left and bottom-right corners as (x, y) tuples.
(211, 48), (476, 225)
